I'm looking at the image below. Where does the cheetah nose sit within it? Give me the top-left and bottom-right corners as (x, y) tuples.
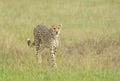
(56, 32), (58, 34)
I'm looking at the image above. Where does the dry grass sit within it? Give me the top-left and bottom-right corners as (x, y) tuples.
(57, 29), (120, 69)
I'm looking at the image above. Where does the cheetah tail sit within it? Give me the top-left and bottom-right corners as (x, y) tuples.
(27, 38), (35, 47)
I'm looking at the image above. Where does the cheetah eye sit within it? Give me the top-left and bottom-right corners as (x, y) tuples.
(53, 28), (56, 30)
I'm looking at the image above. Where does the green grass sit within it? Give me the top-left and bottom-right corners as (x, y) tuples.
(0, 66), (120, 81)
(0, 0), (120, 81)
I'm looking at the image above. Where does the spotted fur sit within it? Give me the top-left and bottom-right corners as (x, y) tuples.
(27, 24), (61, 68)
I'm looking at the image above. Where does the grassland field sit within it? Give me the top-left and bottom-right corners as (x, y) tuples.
(0, 0), (120, 81)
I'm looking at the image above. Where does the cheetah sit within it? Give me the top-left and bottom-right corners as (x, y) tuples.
(27, 24), (61, 68)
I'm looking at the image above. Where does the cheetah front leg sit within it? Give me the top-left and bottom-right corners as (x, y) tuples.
(50, 46), (57, 68)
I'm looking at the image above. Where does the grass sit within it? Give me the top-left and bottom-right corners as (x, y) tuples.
(0, 66), (120, 81)
(0, 0), (120, 81)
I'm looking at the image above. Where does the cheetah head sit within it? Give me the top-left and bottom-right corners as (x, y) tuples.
(51, 24), (62, 37)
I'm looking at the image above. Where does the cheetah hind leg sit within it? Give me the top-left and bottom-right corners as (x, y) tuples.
(37, 53), (42, 64)
(36, 46), (42, 64)
(36, 50), (42, 64)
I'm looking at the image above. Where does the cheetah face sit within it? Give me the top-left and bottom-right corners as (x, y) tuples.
(51, 24), (61, 37)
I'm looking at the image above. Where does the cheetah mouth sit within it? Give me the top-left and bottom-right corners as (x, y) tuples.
(55, 32), (60, 36)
